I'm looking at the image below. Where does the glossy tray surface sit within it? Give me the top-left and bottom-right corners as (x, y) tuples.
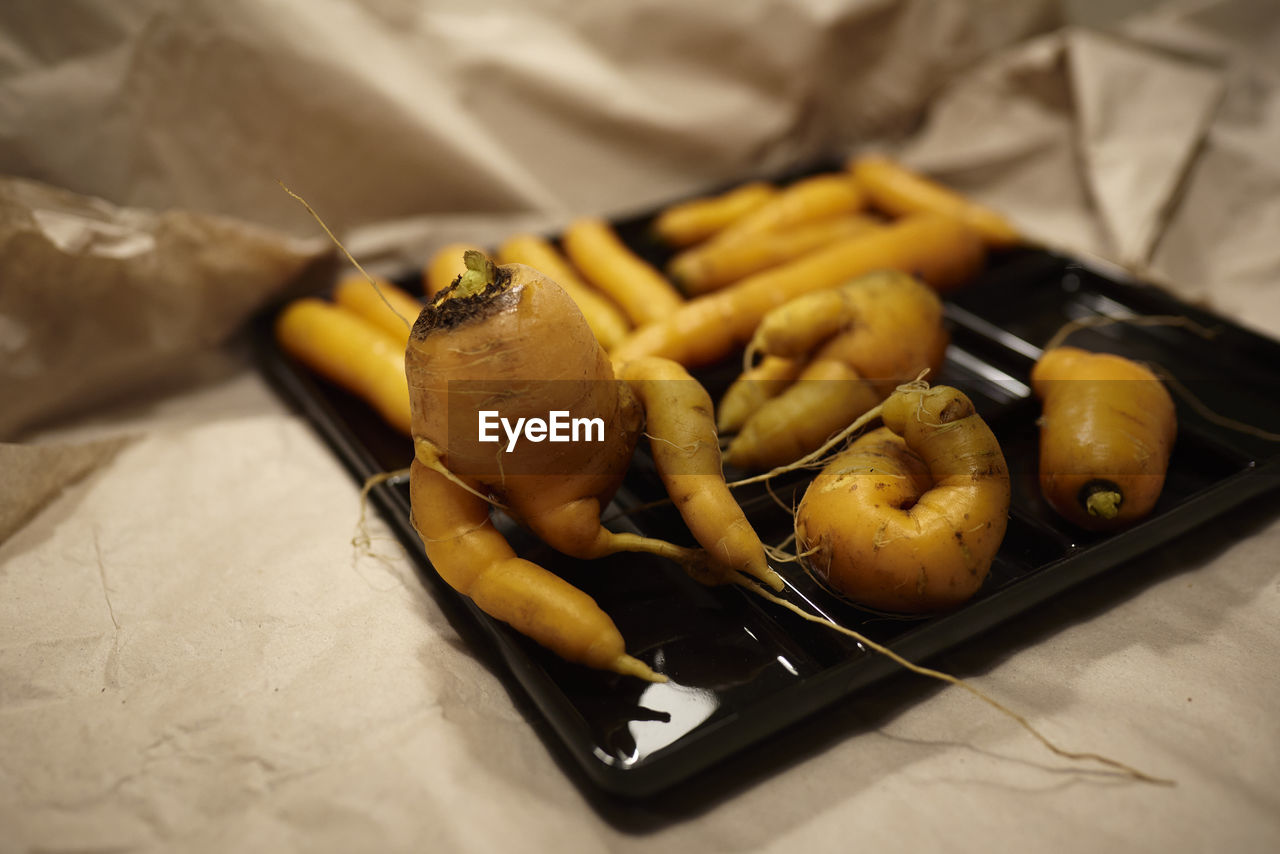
(255, 190), (1280, 800)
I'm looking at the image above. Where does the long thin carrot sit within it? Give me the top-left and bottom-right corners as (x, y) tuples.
(561, 218), (684, 326)
(612, 213), (984, 367)
(850, 154), (1021, 248)
(651, 181), (778, 247)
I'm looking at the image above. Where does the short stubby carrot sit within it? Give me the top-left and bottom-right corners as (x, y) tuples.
(1031, 346), (1177, 531)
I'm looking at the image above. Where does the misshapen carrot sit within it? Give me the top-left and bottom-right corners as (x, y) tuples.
(1031, 346), (1176, 531)
(409, 458), (662, 681)
(613, 213), (983, 368)
(795, 384), (1010, 613)
(616, 356), (781, 589)
(404, 251), (778, 676)
(850, 154), (1021, 248)
(497, 233), (631, 350)
(722, 271), (948, 471)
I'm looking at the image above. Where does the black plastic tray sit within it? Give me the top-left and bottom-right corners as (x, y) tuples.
(253, 186), (1280, 801)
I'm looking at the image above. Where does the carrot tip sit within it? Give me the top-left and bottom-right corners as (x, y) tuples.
(752, 566), (786, 592)
(614, 655), (667, 683)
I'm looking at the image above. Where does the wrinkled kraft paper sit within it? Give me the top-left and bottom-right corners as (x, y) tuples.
(2, 1), (1280, 852)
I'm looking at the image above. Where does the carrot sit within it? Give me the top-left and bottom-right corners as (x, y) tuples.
(723, 271), (948, 470)
(404, 251), (779, 675)
(496, 233), (631, 350)
(274, 298), (412, 435)
(1031, 346), (1176, 531)
(560, 217), (684, 326)
(409, 458), (662, 681)
(332, 272), (423, 348)
(612, 213), (983, 368)
(850, 154), (1021, 248)
(727, 359), (883, 472)
(616, 356), (781, 588)
(668, 214), (884, 295)
(795, 384), (1010, 613)
(651, 181), (777, 247)
(714, 173), (866, 243)
(716, 355), (803, 434)
(425, 242), (488, 300)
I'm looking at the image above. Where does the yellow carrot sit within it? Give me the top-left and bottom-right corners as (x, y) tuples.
(850, 154), (1021, 248)
(795, 384), (1010, 613)
(561, 217), (684, 326)
(617, 356), (782, 590)
(1032, 347), (1176, 530)
(716, 355), (803, 434)
(332, 273), (423, 348)
(497, 233), (631, 350)
(715, 173), (866, 242)
(651, 181), (778, 246)
(612, 214), (984, 367)
(274, 298), (411, 434)
(668, 214), (884, 295)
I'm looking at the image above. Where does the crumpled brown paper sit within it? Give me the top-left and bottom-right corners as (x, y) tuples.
(0, 436), (134, 543)
(0, 177), (330, 439)
(891, 6), (1280, 333)
(0, 0), (1059, 238)
(3, 1), (1280, 852)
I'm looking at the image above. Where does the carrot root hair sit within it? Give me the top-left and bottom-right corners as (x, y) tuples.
(732, 576), (1174, 786)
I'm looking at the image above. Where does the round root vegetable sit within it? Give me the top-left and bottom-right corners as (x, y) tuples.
(275, 298), (412, 435)
(496, 233), (631, 350)
(560, 218), (684, 326)
(652, 181), (778, 247)
(407, 251), (778, 677)
(668, 214), (883, 295)
(425, 242), (488, 300)
(332, 273), (423, 348)
(722, 271), (949, 471)
(1031, 346), (1176, 531)
(850, 154), (1021, 249)
(612, 213), (984, 368)
(795, 384), (1010, 613)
